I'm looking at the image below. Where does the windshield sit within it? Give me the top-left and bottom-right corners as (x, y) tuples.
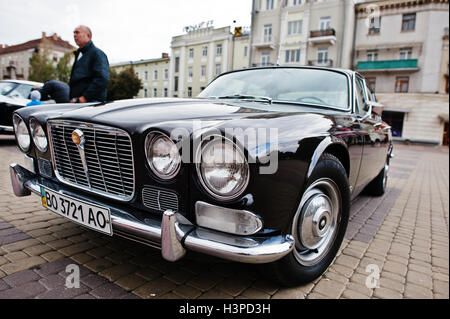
(0, 82), (18, 96)
(199, 68), (350, 110)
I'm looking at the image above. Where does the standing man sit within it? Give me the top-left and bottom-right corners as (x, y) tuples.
(70, 25), (109, 103)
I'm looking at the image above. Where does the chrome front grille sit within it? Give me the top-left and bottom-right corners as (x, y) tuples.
(142, 187), (179, 212)
(48, 120), (135, 201)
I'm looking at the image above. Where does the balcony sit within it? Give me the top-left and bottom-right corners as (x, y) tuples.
(357, 59), (419, 72)
(308, 60), (333, 67)
(308, 29), (337, 45)
(252, 41), (275, 50)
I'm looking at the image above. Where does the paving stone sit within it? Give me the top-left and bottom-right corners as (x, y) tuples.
(404, 283), (433, 299)
(99, 264), (138, 282)
(34, 258), (73, 277)
(2, 270), (41, 287)
(39, 274), (66, 290)
(406, 271), (433, 289)
(133, 277), (177, 299)
(2, 239), (40, 253)
(83, 258), (115, 273)
(80, 273), (109, 289)
(0, 281), (47, 299)
(36, 284), (90, 299)
(0, 256), (47, 275)
(198, 288), (233, 299)
(312, 279), (346, 298)
(90, 282), (129, 299)
(41, 251), (65, 262)
(114, 274), (147, 291)
(272, 287), (305, 299)
(172, 284), (203, 299)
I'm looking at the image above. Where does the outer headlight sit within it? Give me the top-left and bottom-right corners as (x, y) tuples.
(145, 133), (181, 179)
(29, 118), (48, 153)
(13, 114), (31, 152)
(196, 136), (249, 200)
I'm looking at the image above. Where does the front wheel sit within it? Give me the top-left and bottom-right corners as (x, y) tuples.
(264, 153), (350, 286)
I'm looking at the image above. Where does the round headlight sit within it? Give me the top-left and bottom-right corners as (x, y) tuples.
(13, 114), (31, 152)
(145, 133), (181, 179)
(29, 118), (48, 152)
(196, 136), (249, 200)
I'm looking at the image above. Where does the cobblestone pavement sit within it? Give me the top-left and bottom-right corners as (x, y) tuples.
(0, 136), (448, 299)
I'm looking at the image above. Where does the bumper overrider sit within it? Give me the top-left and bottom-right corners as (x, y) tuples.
(9, 163), (295, 264)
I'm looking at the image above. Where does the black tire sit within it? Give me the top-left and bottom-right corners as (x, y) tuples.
(263, 153), (350, 287)
(365, 162), (389, 197)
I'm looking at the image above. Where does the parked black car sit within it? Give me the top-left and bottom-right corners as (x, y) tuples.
(9, 67), (393, 286)
(0, 80), (42, 132)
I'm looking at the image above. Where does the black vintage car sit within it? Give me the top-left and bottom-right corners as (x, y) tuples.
(9, 67), (393, 286)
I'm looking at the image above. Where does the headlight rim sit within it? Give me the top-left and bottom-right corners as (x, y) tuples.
(195, 134), (250, 201)
(29, 118), (48, 153)
(13, 114), (31, 153)
(144, 131), (181, 180)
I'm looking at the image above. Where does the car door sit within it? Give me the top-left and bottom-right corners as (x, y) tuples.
(353, 75), (385, 194)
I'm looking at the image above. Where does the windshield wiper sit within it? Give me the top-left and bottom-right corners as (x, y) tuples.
(212, 94), (273, 104)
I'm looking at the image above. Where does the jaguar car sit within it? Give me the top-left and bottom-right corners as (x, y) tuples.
(9, 67), (393, 286)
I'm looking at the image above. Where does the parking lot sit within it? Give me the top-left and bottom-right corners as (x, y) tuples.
(0, 135), (448, 299)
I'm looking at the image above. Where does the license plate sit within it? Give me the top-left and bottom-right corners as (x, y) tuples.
(40, 186), (113, 236)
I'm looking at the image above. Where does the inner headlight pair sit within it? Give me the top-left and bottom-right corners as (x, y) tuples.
(12, 115), (48, 153)
(145, 133), (249, 200)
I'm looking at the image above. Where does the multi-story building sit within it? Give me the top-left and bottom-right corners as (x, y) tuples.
(0, 32), (74, 80)
(354, 0), (449, 94)
(249, 0), (355, 68)
(355, 0), (449, 145)
(111, 53), (170, 98)
(170, 25), (236, 98)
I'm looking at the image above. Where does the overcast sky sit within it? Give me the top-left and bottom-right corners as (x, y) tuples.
(0, 0), (252, 63)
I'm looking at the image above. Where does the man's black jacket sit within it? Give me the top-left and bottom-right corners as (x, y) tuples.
(39, 80), (70, 103)
(70, 41), (109, 102)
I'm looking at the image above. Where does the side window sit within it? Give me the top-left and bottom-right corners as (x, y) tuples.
(355, 77), (368, 116)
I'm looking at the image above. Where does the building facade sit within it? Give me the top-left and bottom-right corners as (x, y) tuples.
(354, 0), (449, 94)
(355, 0), (449, 145)
(0, 32), (74, 80)
(249, 0), (355, 68)
(111, 54), (171, 98)
(170, 26), (236, 98)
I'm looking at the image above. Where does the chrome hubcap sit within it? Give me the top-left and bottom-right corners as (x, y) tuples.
(292, 178), (341, 266)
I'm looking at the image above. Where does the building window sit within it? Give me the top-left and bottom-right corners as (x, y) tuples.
(175, 57), (180, 73)
(201, 65), (206, 77)
(153, 88), (157, 97)
(399, 47), (412, 60)
(244, 46), (248, 57)
(367, 50), (378, 61)
(366, 77), (376, 92)
(266, 0), (274, 10)
(189, 48), (194, 58)
(395, 76), (409, 93)
(261, 52), (271, 66)
(144, 71), (148, 80)
(319, 17), (331, 31)
(402, 13), (416, 31)
(144, 89), (148, 98)
(293, 0), (302, 5)
(288, 20), (303, 35)
(263, 24), (272, 43)
(188, 66), (193, 80)
(368, 16), (381, 34)
(153, 70), (158, 80)
(202, 46), (208, 56)
(216, 44), (222, 56)
(382, 111), (405, 137)
(215, 63), (221, 76)
(164, 69), (168, 80)
(187, 87), (192, 97)
(317, 47), (328, 64)
(164, 88), (168, 97)
(174, 76), (179, 91)
(285, 49), (300, 63)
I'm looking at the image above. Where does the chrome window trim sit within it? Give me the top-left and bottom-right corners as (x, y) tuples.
(46, 120), (135, 202)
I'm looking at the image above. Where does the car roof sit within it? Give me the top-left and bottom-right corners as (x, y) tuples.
(0, 79), (43, 86)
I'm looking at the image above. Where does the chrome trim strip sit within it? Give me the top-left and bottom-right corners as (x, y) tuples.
(10, 163), (295, 264)
(0, 125), (14, 132)
(46, 120), (135, 202)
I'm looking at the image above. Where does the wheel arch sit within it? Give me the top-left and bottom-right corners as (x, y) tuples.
(307, 136), (350, 180)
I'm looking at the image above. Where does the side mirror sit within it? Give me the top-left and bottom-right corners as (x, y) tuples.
(367, 100), (383, 116)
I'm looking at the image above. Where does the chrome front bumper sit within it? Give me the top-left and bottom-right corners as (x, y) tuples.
(9, 163), (295, 264)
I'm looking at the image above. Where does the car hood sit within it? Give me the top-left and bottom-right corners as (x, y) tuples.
(0, 94), (29, 106)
